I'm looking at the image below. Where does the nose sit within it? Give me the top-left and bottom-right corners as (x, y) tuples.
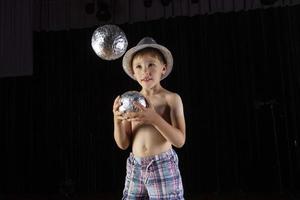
(142, 67), (150, 74)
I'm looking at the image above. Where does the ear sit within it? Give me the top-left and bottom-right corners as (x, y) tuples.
(161, 64), (167, 75)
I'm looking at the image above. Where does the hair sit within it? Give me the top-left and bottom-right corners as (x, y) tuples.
(131, 47), (167, 70)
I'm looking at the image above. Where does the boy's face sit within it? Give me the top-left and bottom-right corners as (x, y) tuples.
(132, 52), (167, 89)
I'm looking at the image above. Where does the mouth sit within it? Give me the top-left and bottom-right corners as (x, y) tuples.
(141, 77), (152, 82)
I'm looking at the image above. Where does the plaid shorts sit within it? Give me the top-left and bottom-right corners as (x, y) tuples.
(122, 148), (184, 200)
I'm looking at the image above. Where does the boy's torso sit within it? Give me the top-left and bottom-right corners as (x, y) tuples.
(131, 91), (172, 157)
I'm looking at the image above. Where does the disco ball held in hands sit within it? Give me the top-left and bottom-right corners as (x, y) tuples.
(91, 24), (128, 60)
(119, 91), (147, 113)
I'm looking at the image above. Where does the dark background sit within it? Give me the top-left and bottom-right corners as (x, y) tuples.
(1, 2), (300, 200)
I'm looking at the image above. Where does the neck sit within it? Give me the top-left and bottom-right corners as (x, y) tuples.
(141, 83), (163, 96)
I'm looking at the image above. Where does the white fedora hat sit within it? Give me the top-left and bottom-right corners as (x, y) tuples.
(122, 37), (173, 80)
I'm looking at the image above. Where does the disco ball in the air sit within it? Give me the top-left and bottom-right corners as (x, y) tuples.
(91, 24), (128, 60)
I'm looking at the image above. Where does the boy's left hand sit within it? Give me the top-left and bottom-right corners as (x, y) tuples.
(124, 100), (158, 124)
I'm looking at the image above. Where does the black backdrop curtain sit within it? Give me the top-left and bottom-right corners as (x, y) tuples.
(1, 5), (300, 199)
(0, 0), (33, 78)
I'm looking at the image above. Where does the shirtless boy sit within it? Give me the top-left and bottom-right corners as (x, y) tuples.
(113, 37), (186, 199)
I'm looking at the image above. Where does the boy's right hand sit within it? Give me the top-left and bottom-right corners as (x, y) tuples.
(113, 96), (125, 122)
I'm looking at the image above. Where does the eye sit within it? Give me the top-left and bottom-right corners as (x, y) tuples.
(148, 63), (155, 67)
(134, 65), (142, 69)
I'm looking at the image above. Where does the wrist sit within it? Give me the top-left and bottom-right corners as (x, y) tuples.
(114, 116), (122, 124)
(151, 112), (161, 126)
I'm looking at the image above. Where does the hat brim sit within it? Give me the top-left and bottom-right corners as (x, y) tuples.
(122, 43), (173, 80)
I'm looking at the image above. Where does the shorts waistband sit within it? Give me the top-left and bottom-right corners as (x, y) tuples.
(130, 148), (175, 165)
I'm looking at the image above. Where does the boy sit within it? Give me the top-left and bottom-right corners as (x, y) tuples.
(112, 37), (186, 199)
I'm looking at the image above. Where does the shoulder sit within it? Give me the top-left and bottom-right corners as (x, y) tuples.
(163, 90), (183, 108)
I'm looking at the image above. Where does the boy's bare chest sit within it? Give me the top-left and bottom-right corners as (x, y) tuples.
(149, 98), (170, 121)
(131, 96), (171, 135)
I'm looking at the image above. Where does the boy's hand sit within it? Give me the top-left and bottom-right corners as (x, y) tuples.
(112, 96), (127, 122)
(124, 100), (159, 124)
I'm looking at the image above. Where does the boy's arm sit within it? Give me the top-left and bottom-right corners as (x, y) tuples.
(113, 119), (131, 150)
(152, 93), (186, 148)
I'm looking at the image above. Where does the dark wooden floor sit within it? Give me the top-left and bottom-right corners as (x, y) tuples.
(1, 192), (298, 200)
